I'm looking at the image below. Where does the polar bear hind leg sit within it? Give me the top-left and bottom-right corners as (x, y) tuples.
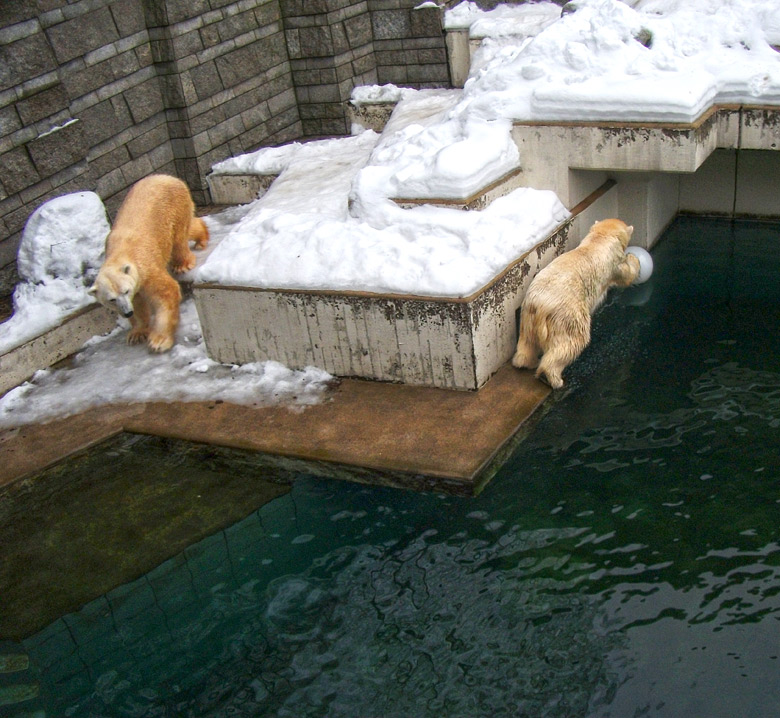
(190, 217), (209, 249)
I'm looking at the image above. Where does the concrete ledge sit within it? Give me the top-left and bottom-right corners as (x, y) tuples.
(193, 180), (618, 389)
(0, 304), (116, 396)
(512, 105), (780, 187)
(206, 172), (277, 206)
(193, 224), (567, 390)
(513, 106), (723, 181)
(393, 166), (524, 210)
(346, 100), (397, 133)
(0, 363), (550, 497)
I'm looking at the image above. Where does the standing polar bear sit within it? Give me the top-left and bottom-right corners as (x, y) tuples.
(89, 174), (209, 353)
(512, 218), (640, 389)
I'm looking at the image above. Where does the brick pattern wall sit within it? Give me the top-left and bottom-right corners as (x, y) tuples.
(281, 0), (449, 137)
(371, 1), (449, 88)
(0, 0), (449, 282)
(282, 0), (378, 137)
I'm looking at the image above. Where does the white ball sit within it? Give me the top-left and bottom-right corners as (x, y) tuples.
(625, 246), (653, 284)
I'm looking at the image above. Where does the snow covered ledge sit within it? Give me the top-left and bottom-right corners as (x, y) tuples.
(193, 180), (615, 391)
(0, 192), (116, 396)
(0, 305), (116, 396)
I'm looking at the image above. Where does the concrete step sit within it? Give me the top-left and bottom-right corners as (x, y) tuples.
(0, 304), (116, 397)
(194, 180), (616, 390)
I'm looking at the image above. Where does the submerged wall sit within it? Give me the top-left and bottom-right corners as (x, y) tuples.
(0, 0), (449, 284)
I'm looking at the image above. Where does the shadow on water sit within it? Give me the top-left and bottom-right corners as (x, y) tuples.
(3, 217), (780, 717)
(0, 437), (290, 640)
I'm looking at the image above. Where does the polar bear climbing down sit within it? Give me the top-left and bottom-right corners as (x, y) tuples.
(512, 218), (640, 389)
(88, 174), (209, 353)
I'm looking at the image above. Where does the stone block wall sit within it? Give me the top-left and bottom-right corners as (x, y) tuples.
(371, 1), (449, 89)
(0, 0), (450, 284)
(281, 0), (449, 137)
(0, 0), (302, 281)
(282, 0), (377, 137)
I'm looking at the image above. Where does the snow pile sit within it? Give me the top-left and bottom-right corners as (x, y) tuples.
(202, 126), (566, 296)
(0, 299), (333, 429)
(0, 192), (108, 354)
(358, 89), (518, 201)
(349, 84), (419, 105)
(462, 0), (780, 122)
(444, 0), (561, 38)
(203, 92), (562, 296)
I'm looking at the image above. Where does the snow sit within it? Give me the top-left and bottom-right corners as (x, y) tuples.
(462, 0), (780, 122)
(204, 126), (566, 296)
(0, 299), (333, 429)
(444, 0), (561, 37)
(3, 0), (780, 427)
(0, 192), (108, 354)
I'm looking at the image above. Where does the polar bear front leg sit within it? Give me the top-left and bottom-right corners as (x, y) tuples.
(127, 293), (151, 345)
(613, 254), (641, 287)
(145, 274), (182, 353)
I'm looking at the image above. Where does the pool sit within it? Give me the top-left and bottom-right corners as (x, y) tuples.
(7, 216), (780, 716)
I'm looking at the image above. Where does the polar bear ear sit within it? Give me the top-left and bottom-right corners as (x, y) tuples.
(626, 225), (634, 236)
(87, 284), (97, 295)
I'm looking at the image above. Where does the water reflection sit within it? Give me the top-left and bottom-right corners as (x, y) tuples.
(17, 218), (780, 717)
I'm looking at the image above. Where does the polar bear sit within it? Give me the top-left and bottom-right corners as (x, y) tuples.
(88, 174), (209, 352)
(512, 218), (639, 389)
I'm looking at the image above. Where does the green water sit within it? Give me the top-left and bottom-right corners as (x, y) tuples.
(15, 217), (780, 716)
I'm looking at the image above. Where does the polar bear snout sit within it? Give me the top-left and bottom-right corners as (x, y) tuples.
(115, 294), (134, 317)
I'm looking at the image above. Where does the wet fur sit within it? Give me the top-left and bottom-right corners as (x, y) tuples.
(88, 174), (209, 353)
(512, 218), (640, 389)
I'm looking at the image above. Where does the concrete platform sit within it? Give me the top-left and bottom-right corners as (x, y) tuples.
(0, 304), (116, 395)
(0, 363), (551, 497)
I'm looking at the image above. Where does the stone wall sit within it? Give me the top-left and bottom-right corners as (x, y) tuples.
(282, 0), (448, 137)
(0, 0), (449, 283)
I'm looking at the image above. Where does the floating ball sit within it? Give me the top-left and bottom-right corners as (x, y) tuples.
(625, 246), (653, 284)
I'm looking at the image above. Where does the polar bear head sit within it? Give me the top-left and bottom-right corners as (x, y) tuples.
(88, 261), (139, 317)
(587, 218), (634, 249)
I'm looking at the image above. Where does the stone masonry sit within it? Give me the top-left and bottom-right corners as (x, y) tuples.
(0, 0), (450, 285)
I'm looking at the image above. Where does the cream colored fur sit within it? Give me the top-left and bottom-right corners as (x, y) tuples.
(88, 174), (209, 353)
(512, 218), (640, 389)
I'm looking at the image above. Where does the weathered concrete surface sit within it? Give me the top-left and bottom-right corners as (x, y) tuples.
(206, 173), (278, 206)
(0, 363), (551, 497)
(511, 110), (722, 207)
(0, 304), (116, 396)
(680, 146), (780, 218)
(445, 28), (470, 89)
(347, 100), (397, 133)
(193, 222), (571, 390)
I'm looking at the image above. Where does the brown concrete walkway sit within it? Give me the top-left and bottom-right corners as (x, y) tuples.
(0, 364), (550, 496)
